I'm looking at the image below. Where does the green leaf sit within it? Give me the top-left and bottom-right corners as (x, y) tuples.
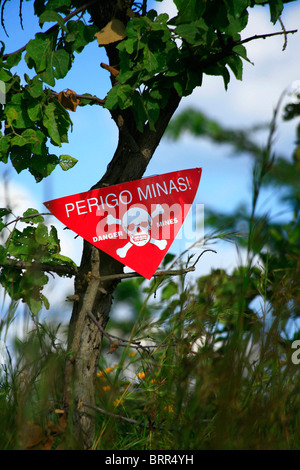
(205, 63), (230, 90)
(104, 86), (119, 110)
(35, 222), (50, 245)
(132, 92), (148, 132)
(0, 244), (7, 263)
(26, 78), (44, 98)
(174, 0), (205, 24)
(175, 19), (208, 45)
(39, 10), (67, 31)
(5, 107), (18, 125)
(25, 33), (56, 73)
(45, 0), (71, 11)
(0, 135), (10, 162)
(27, 297), (43, 315)
(2, 50), (22, 68)
(268, 0), (284, 23)
(0, 68), (12, 82)
(5, 100), (32, 129)
(162, 253), (176, 267)
(10, 147), (31, 174)
(143, 46), (159, 73)
(53, 48), (70, 79)
(233, 44), (252, 63)
(66, 21), (98, 52)
(0, 208), (11, 218)
(22, 208), (44, 224)
(227, 54), (243, 81)
(11, 129), (42, 149)
(30, 153), (59, 180)
(224, 0), (249, 19)
(59, 154), (78, 171)
(43, 102), (61, 145)
(27, 102), (42, 121)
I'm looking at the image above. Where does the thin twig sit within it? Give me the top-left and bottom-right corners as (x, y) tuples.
(1, 0), (9, 37)
(83, 402), (211, 430)
(278, 17), (288, 51)
(96, 266), (196, 282)
(4, 212), (52, 227)
(237, 29), (297, 47)
(83, 402), (159, 429)
(2, 0), (98, 59)
(87, 312), (113, 344)
(0, 246), (214, 279)
(192, 249), (217, 267)
(198, 29), (297, 71)
(88, 311), (164, 352)
(50, 90), (105, 106)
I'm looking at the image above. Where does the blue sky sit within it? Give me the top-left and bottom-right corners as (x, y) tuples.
(1, 0), (300, 299)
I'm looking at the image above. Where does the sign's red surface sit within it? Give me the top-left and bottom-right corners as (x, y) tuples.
(44, 168), (202, 279)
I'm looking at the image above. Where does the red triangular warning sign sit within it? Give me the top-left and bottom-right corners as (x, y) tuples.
(44, 168), (202, 279)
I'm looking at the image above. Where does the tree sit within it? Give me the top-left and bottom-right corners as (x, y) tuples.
(0, 0), (297, 449)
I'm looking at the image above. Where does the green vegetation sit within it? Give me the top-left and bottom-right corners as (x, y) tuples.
(1, 89), (300, 449)
(0, 0), (299, 449)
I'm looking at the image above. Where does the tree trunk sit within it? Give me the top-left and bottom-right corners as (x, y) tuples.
(62, 93), (181, 447)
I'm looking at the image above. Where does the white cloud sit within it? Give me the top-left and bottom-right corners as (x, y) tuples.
(0, 178), (38, 215)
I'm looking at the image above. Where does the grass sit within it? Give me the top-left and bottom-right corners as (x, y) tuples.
(1, 96), (300, 450)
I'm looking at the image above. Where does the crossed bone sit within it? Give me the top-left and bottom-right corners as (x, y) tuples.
(106, 204), (167, 258)
(116, 238), (167, 258)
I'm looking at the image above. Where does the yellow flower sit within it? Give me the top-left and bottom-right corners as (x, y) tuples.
(113, 398), (124, 407)
(163, 405), (174, 413)
(138, 371), (146, 380)
(128, 351), (136, 357)
(105, 367), (114, 374)
(102, 385), (111, 392)
(97, 371), (104, 378)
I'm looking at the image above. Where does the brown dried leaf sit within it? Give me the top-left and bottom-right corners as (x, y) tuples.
(107, 340), (119, 354)
(95, 19), (126, 45)
(58, 89), (81, 112)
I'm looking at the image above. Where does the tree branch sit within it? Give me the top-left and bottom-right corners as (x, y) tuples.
(2, 0), (98, 59)
(87, 311), (172, 353)
(197, 28), (297, 71)
(0, 258), (215, 279)
(0, 258), (78, 276)
(237, 28), (297, 47)
(83, 402), (157, 429)
(50, 90), (106, 107)
(4, 212), (51, 228)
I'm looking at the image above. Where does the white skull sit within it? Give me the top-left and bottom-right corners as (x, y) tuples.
(122, 206), (151, 247)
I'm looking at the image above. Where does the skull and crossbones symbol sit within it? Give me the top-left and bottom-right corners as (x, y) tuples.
(106, 204), (167, 258)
